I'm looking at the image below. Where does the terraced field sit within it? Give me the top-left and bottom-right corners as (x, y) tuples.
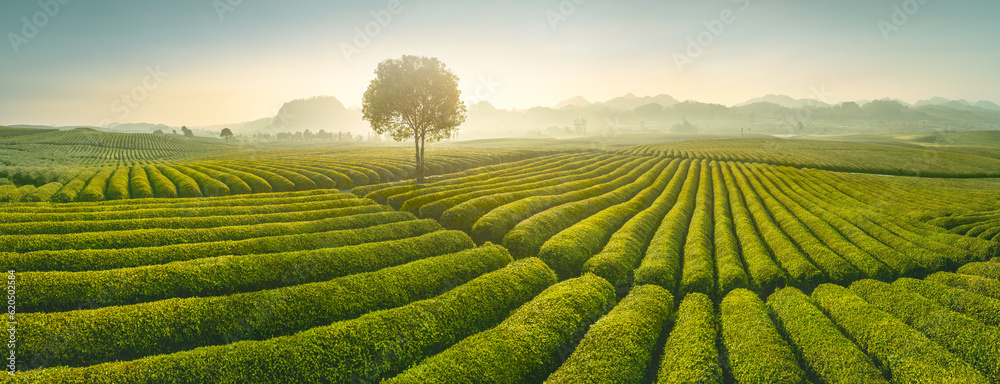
(619, 139), (1000, 177)
(6, 137), (1000, 383)
(0, 129), (549, 202)
(360, 152), (998, 297)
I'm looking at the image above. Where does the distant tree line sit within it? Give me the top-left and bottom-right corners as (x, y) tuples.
(241, 130), (387, 142)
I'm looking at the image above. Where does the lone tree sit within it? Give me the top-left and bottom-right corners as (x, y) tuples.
(220, 127), (234, 143)
(362, 55), (467, 184)
(181, 126), (194, 139)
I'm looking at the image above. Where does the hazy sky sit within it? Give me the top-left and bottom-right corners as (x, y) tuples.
(2, 0), (999, 126)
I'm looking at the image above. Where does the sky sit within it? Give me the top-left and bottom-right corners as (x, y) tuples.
(1, 0), (999, 127)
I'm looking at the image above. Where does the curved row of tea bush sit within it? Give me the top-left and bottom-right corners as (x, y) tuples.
(17, 230), (475, 312)
(18, 245), (513, 368)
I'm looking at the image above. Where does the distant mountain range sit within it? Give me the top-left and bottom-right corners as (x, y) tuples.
(8, 93), (1000, 140)
(555, 93), (680, 110)
(736, 94), (830, 109)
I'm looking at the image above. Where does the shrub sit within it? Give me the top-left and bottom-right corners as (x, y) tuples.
(958, 261), (1000, 280)
(471, 157), (652, 244)
(757, 166), (921, 278)
(656, 292), (723, 384)
(439, 156), (626, 232)
(77, 168), (115, 202)
(156, 165), (204, 198)
(546, 285), (673, 384)
(19, 245), (512, 368)
(812, 283), (987, 384)
(143, 164), (178, 198)
(718, 163), (786, 294)
(16, 212), (456, 313)
(679, 161), (717, 297)
(5, 219), (444, 272)
(20, 182), (62, 202)
(504, 158), (669, 259)
(891, 278), (1000, 327)
(711, 162), (750, 297)
(724, 163), (822, 291)
(387, 273), (616, 384)
(128, 165), (153, 199)
(51, 169), (97, 202)
(583, 159), (692, 290)
(198, 163), (273, 193)
(852, 279), (1000, 382)
(634, 160), (702, 291)
(742, 164), (891, 281)
(17, 258), (557, 383)
(104, 167), (131, 200)
(0, 211), (415, 253)
(538, 159), (680, 280)
(926, 271), (1000, 300)
(766, 287), (887, 384)
(720, 288), (809, 384)
(172, 165), (231, 197)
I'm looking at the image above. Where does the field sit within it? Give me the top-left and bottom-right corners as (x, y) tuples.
(4, 127), (1000, 383)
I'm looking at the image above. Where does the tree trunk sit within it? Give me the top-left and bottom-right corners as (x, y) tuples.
(418, 134), (426, 184)
(414, 135), (423, 184)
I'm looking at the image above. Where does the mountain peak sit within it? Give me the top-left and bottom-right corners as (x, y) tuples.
(555, 96), (591, 109)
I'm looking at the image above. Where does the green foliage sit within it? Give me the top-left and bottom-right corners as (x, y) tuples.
(583, 159), (692, 290)
(469, 157), (646, 243)
(959, 260), (1000, 280)
(77, 168), (114, 202)
(144, 164), (178, 198)
(20, 182), (61, 202)
(679, 161), (717, 297)
(710, 162), (750, 297)
(621, 138), (1000, 178)
(891, 278), (1000, 327)
(388, 273), (615, 384)
(4, 218), (444, 272)
(546, 285), (674, 384)
(766, 287), (887, 384)
(19, 245), (512, 367)
(128, 165), (154, 198)
(852, 279), (1000, 382)
(157, 164), (204, 198)
(362, 55), (467, 183)
(440, 156), (627, 232)
(926, 271), (1000, 300)
(634, 159), (701, 291)
(724, 163), (823, 291)
(538, 159), (680, 280)
(0, 211), (413, 253)
(718, 162), (786, 293)
(16, 213), (459, 314)
(504, 158), (668, 260)
(104, 166), (131, 200)
(812, 283), (988, 384)
(721, 289), (808, 384)
(51, 169), (97, 202)
(17, 250), (557, 384)
(657, 292), (723, 384)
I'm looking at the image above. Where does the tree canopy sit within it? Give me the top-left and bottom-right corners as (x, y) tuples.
(362, 55), (466, 183)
